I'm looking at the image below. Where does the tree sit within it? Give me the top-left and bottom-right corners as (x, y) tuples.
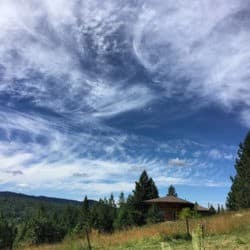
(146, 205), (164, 224)
(167, 185), (177, 197)
(114, 192), (134, 230)
(227, 132), (250, 210)
(91, 196), (116, 233)
(208, 205), (216, 215)
(23, 206), (66, 244)
(62, 205), (79, 233)
(130, 170), (159, 225)
(221, 205), (225, 213)
(81, 196), (92, 250)
(193, 202), (202, 218)
(118, 192), (125, 207)
(217, 204), (221, 214)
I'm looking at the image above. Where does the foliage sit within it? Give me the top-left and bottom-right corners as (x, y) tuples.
(179, 208), (192, 236)
(0, 191), (85, 224)
(208, 205), (216, 215)
(91, 195), (116, 233)
(21, 207), (66, 245)
(146, 205), (164, 224)
(128, 170), (159, 225)
(167, 185), (178, 197)
(114, 193), (134, 230)
(0, 213), (17, 250)
(227, 131), (250, 210)
(74, 196), (91, 233)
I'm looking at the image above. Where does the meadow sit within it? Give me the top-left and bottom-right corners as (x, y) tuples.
(23, 209), (250, 250)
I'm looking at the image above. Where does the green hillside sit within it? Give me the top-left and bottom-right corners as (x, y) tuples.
(0, 191), (95, 223)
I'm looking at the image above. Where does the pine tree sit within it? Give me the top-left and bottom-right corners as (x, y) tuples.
(217, 204), (221, 214)
(114, 194), (134, 230)
(81, 196), (91, 229)
(209, 205), (216, 215)
(118, 192), (125, 207)
(227, 132), (250, 210)
(221, 205), (225, 213)
(167, 185), (177, 197)
(130, 170), (159, 225)
(91, 196), (116, 233)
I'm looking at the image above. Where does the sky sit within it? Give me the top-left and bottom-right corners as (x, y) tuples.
(0, 0), (250, 206)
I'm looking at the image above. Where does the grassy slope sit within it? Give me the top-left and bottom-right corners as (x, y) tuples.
(23, 210), (250, 250)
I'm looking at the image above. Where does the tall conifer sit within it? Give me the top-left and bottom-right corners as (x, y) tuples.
(227, 132), (250, 210)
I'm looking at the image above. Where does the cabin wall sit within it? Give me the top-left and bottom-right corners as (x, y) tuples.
(148, 203), (194, 221)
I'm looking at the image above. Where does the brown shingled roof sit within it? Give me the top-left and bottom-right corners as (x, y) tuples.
(196, 205), (209, 212)
(144, 195), (194, 205)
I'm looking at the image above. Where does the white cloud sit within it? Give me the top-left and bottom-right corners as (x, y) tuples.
(133, 0), (250, 127)
(0, 0), (153, 120)
(208, 149), (222, 160)
(1, 0), (249, 126)
(193, 151), (201, 158)
(168, 158), (190, 167)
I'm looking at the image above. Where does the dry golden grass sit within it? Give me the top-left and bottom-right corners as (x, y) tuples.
(23, 209), (250, 250)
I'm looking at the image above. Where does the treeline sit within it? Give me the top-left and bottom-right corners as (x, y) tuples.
(0, 192), (84, 223)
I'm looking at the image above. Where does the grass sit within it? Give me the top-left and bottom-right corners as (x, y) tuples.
(22, 209), (250, 250)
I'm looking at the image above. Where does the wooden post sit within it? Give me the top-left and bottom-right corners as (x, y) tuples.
(201, 224), (205, 250)
(85, 228), (92, 250)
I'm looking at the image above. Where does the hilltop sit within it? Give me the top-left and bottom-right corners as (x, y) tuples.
(0, 191), (95, 222)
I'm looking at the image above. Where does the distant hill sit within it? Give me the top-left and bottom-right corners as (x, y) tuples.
(0, 191), (96, 222)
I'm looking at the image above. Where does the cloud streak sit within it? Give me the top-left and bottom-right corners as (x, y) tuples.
(0, 0), (246, 200)
(134, 0), (250, 125)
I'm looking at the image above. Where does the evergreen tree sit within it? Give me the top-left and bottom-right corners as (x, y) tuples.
(167, 185), (177, 197)
(221, 205), (225, 213)
(227, 132), (250, 210)
(130, 170), (159, 225)
(74, 196), (91, 233)
(146, 205), (164, 224)
(114, 196), (134, 230)
(24, 207), (66, 244)
(91, 196), (116, 233)
(209, 205), (216, 215)
(217, 204), (221, 214)
(193, 202), (201, 218)
(62, 205), (79, 233)
(118, 192), (125, 207)
(81, 196), (92, 249)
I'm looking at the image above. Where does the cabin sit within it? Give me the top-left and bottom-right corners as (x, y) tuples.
(143, 195), (209, 221)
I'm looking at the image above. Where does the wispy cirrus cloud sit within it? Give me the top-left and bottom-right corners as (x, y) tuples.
(0, 0), (246, 201)
(133, 0), (250, 126)
(167, 158), (191, 167)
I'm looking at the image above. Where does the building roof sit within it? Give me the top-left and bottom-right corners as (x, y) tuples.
(144, 195), (194, 205)
(196, 205), (209, 212)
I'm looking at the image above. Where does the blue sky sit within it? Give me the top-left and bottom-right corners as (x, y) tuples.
(0, 0), (249, 206)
